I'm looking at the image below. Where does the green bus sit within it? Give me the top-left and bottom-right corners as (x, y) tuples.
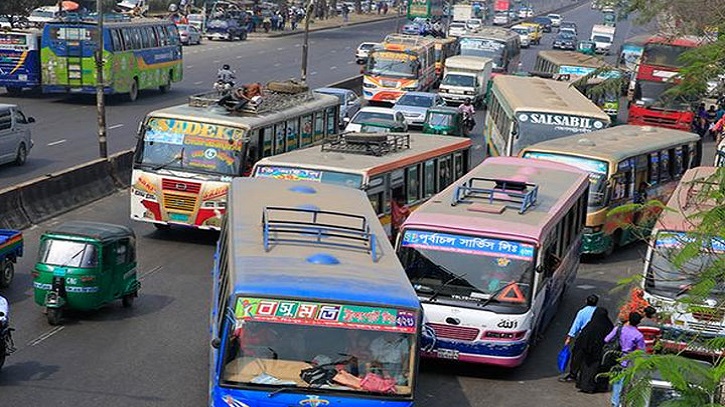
(41, 16), (183, 101)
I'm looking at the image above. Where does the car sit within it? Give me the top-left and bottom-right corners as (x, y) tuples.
(448, 21), (468, 37)
(553, 32), (577, 50)
(344, 107), (408, 133)
(547, 13), (562, 27)
(187, 13), (206, 32)
(518, 7), (534, 19)
(177, 24), (201, 45)
(466, 18), (483, 32)
(355, 42), (377, 64)
(560, 21), (578, 34)
(0, 104), (35, 166)
(532, 16), (553, 32)
(313, 87), (362, 125)
(493, 12), (510, 25)
(28, 6), (61, 27)
(559, 27), (577, 37)
(392, 91), (447, 126)
(401, 21), (421, 35)
(511, 25), (533, 47)
(601, 6), (614, 13)
(520, 22), (543, 44)
(508, 10), (519, 21)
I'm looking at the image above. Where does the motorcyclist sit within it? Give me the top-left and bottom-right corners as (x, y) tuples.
(217, 64), (236, 85)
(458, 98), (476, 132)
(0, 294), (8, 330)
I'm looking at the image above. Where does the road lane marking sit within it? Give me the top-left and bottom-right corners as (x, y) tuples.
(576, 284), (597, 290)
(330, 66), (337, 70)
(212, 60), (221, 63)
(47, 139), (66, 146)
(277, 47), (285, 51)
(28, 326), (64, 347)
(186, 65), (194, 69)
(347, 61), (354, 64)
(345, 46), (351, 50)
(139, 265), (164, 281)
(108, 124), (124, 130)
(274, 63), (281, 67)
(194, 80), (204, 85)
(294, 44), (300, 47)
(310, 71), (317, 75)
(236, 55), (243, 59)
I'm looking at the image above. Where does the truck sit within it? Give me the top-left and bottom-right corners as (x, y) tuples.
(590, 24), (616, 54)
(407, 0), (444, 19)
(453, 4), (472, 22)
(0, 230), (22, 287)
(439, 55), (493, 107)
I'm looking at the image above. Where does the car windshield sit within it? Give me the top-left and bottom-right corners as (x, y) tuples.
(397, 94), (434, 107)
(400, 230), (535, 309)
(592, 35), (611, 43)
(548, 14), (560, 19)
(427, 112), (453, 127)
(561, 22), (576, 28)
(137, 117), (244, 176)
(38, 239), (98, 268)
(558, 33), (575, 40)
(359, 43), (375, 50)
(512, 28), (529, 35)
(254, 166), (363, 189)
(221, 297), (417, 397)
(645, 232), (725, 299)
(352, 111), (394, 123)
(442, 73), (475, 87)
(366, 52), (417, 78)
(450, 23), (466, 29)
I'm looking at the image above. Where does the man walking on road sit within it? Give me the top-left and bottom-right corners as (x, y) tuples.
(559, 294), (599, 383)
(606, 312), (646, 407)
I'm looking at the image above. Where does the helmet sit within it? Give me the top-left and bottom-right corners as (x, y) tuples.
(223, 64), (230, 70)
(168, 3), (178, 12)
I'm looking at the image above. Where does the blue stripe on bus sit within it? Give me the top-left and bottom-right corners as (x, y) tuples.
(429, 338), (528, 358)
(0, 50), (41, 87)
(211, 388), (414, 407)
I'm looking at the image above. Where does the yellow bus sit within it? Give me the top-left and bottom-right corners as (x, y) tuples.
(252, 132), (472, 237)
(433, 36), (460, 79)
(520, 125), (702, 256)
(485, 75), (610, 157)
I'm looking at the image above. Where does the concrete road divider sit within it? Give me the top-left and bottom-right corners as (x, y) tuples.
(110, 150), (135, 188)
(328, 75), (363, 92)
(0, 187), (31, 230)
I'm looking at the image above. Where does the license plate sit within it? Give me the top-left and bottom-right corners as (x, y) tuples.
(435, 349), (460, 360)
(169, 213), (190, 222)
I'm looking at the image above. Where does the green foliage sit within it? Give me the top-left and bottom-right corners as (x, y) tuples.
(0, 0), (45, 26)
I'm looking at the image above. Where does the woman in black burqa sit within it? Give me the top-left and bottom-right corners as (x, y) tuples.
(575, 306), (614, 393)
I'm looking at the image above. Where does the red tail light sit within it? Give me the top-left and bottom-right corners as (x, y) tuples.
(81, 276), (95, 282)
(483, 330), (527, 341)
(31, 270), (39, 278)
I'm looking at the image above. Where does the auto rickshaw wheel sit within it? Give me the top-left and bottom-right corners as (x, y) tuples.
(0, 260), (13, 288)
(47, 308), (62, 326)
(122, 293), (135, 308)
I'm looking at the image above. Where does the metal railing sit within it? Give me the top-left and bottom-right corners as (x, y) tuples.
(451, 177), (539, 214)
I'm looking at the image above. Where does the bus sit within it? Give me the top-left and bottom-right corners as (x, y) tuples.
(252, 132), (472, 237)
(520, 125), (702, 256)
(485, 75), (611, 157)
(41, 16), (183, 101)
(618, 34), (649, 73)
(130, 88), (340, 230)
(210, 177), (421, 406)
(641, 167), (724, 355)
(533, 50), (622, 121)
(628, 36), (704, 131)
(459, 27), (521, 75)
(396, 157), (590, 366)
(363, 34), (436, 103)
(716, 140), (725, 167)
(0, 30), (41, 95)
(433, 36), (459, 79)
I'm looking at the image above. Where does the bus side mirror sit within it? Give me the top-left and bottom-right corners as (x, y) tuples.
(211, 337), (221, 349)
(136, 121), (144, 138)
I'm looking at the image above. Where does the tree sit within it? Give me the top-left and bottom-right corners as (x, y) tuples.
(0, 0), (45, 28)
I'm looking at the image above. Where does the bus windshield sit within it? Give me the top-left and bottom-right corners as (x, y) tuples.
(399, 230), (535, 309)
(221, 297), (416, 396)
(254, 165), (363, 189)
(634, 80), (694, 111)
(643, 44), (688, 68)
(522, 152), (609, 209)
(137, 118), (244, 176)
(645, 232), (725, 299)
(515, 111), (608, 154)
(367, 52), (417, 78)
(460, 38), (505, 69)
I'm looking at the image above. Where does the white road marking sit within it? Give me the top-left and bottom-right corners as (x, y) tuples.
(236, 55), (243, 59)
(347, 61), (354, 64)
(294, 44), (301, 47)
(186, 65), (194, 69)
(28, 326), (64, 347)
(576, 284), (597, 290)
(345, 46), (351, 50)
(330, 66), (337, 70)
(330, 49), (337, 53)
(139, 265), (164, 281)
(108, 124), (124, 130)
(310, 71), (318, 75)
(47, 139), (66, 146)
(274, 63), (281, 67)
(194, 81), (204, 85)
(212, 60), (221, 63)
(277, 47), (285, 51)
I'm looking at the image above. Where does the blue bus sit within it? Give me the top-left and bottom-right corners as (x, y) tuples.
(0, 30), (42, 95)
(210, 177), (421, 407)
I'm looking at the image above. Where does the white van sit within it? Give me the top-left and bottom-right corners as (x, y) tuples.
(439, 55), (493, 107)
(0, 104), (34, 166)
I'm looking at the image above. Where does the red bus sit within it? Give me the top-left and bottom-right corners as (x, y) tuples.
(628, 36), (703, 131)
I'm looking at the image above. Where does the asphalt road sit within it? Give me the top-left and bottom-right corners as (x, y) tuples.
(0, 2), (695, 407)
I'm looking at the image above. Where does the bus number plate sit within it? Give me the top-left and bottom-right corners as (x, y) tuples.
(435, 349), (459, 360)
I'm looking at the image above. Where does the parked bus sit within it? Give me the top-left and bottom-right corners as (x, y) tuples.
(363, 34), (436, 103)
(41, 16), (183, 101)
(533, 50), (621, 121)
(433, 36), (459, 79)
(210, 177), (421, 406)
(641, 167), (724, 355)
(252, 132), (472, 237)
(485, 75), (611, 157)
(521, 125), (702, 256)
(459, 27), (521, 75)
(397, 156), (590, 366)
(130, 88), (340, 230)
(628, 36), (704, 131)
(0, 30), (41, 95)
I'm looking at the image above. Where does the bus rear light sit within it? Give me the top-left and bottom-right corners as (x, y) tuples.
(483, 330), (527, 341)
(81, 276), (95, 282)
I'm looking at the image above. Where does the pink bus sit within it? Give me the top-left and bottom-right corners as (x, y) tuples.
(396, 156), (590, 367)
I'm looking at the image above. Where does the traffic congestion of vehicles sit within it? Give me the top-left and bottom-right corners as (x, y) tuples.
(1, 0), (724, 406)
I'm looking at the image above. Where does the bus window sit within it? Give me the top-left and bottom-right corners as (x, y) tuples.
(423, 160), (436, 197)
(110, 29), (123, 51)
(406, 165), (420, 204)
(326, 108), (337, 136)
(155, 26), (167, 46)
(368, 191), (384, 215)
(659, 149), (671, 182)
(313, 111), (325, 141)
(648, 152), (659, 185)
(301, 115), (313, 146)
(139, 26), (150, 48)
(166, 25), (179, 45)
(673, 147), (684, 177)
(454, 152), (464, 179)
(286, 118), (299, 151)
(121, 28), (133, 49)
(438, 156), (452, 188)
(274, 123), (286, 154)
(261, 127), (273, 157)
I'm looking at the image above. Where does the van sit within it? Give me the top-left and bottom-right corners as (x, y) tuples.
(439, 55), (493, 107)
(0, 104), (34, 166)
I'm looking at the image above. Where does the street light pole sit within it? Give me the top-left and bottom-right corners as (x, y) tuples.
(96, 0), (108, 159)
(301, 0), (313, 82)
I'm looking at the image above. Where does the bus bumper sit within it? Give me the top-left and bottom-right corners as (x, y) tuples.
(42, 85), (115, 95)
(421, 339), (529, 367)
(581, 231), (612, 255)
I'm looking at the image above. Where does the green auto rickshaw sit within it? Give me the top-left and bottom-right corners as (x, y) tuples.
(33, 221), (140, 325)
(423, 106), (467, 137)
(577, 40), (597, 55)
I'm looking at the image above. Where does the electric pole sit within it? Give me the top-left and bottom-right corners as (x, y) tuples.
(301, 0), (313, 82)
(96, 0), (108, 159)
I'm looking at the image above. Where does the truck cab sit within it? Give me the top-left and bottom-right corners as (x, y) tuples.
(439, 55), (493, 108)
(590, 24), (615, 55)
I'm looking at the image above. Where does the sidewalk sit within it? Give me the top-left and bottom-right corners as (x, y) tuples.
(247, 13), (400, 38)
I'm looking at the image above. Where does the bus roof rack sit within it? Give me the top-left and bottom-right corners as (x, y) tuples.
(451, 177), (539, 214)
(262, 206), (379, 261)
(57, 12), (132, 22)
(321, 133), (411, 156)
(383, 33), (431, 46)
(188, 81), (315, 115)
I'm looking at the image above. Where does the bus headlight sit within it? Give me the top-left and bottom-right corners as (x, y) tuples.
(363, 83), (376, 88)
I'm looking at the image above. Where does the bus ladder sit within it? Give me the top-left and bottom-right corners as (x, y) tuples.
(321, 133), (411, 157)
(451, 177), (538, 214)
(262, 206), (379, 262)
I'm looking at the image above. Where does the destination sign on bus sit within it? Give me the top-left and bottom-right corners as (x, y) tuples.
(518, 111), (606, 135)
(402, 230), (535, 260)
(234, 297), (417, 333)
(255, 166), (322, 182)
(655, 232), (725, 252)
(375, 51), (415, 61)
(0, 34), (27, 46)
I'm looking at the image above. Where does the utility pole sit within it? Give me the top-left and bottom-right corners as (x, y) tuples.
(300, 0), (313, 82)
(96, 0), (108, 159)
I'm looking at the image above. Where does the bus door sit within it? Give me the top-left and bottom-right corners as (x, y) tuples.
(63, 26), (93, 88)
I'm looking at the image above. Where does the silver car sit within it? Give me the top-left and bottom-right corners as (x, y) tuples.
(314, 87), (362, 127)
(0, 104), (34, 166)
(177, 24), (201, 45)
(392, 92), (447, 127)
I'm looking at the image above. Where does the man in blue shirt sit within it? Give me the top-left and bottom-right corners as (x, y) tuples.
(559, 294), (599, 382)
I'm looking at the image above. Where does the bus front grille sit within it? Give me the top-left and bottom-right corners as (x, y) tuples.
(428, 323), (480, 342)
(163, 193), (197, 212)
(641, 115), (679, 126)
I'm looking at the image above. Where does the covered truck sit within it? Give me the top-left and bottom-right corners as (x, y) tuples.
(439, 55), (493, 107)
(590, 24), (616, 54)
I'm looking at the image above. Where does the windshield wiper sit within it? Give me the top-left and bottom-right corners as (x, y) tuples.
(152, 147), (185, 171)
(268, 386), (298, 398)
(428, 271), (468, 302)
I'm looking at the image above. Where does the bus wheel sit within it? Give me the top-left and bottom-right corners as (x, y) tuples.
(6, 87), (22, 96)
(160, 73), (172, 93)
(127, 79), (139, 102)
(603, 230), (620, 257)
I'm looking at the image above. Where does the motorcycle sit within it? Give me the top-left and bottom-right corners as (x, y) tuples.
(0, 312), (15, 371)
(214, 79), (235, 95)
(462, 111), (475, 136)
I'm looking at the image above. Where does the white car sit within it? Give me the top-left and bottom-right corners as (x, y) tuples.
(518, 8), (534, 19)
(28, 6), (61, 26)
(343, 107), (408, 133)
(355, 42), (378, 64)
(448, 21), (467, 37)
(547, 13), (562, 27)
(560, 27), (577, 37)
(466, 19), (483, 32)
(511, 25), (532, 47)
(493, 12), (510, 25)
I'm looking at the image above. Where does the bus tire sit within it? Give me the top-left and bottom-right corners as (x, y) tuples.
(6, 87), (22, 96)
(14, 143), (27, 166)
(160, 73), (172, 93)
(127, 78), (139, 102)
(603, 230), (620, 257)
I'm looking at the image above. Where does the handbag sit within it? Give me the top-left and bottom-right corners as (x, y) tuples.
(601, 326), (623, 371)
(300, 365), (337, 386)
(557, 344), (571, 373)
(360, 372), (397, 394)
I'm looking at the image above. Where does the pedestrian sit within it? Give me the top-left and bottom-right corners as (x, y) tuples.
(291, 13), (298, 30)
(559, 294), (599, 383)
(637, 306), (661, 354)
(605, 312), (646, 407)
(575, 307), (614, 394)
(383, 2), (388, 14)
(342, 4), (350, 22)
(695, 102), (708, 137)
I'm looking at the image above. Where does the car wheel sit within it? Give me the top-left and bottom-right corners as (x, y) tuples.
(14, 143), (27, 165)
